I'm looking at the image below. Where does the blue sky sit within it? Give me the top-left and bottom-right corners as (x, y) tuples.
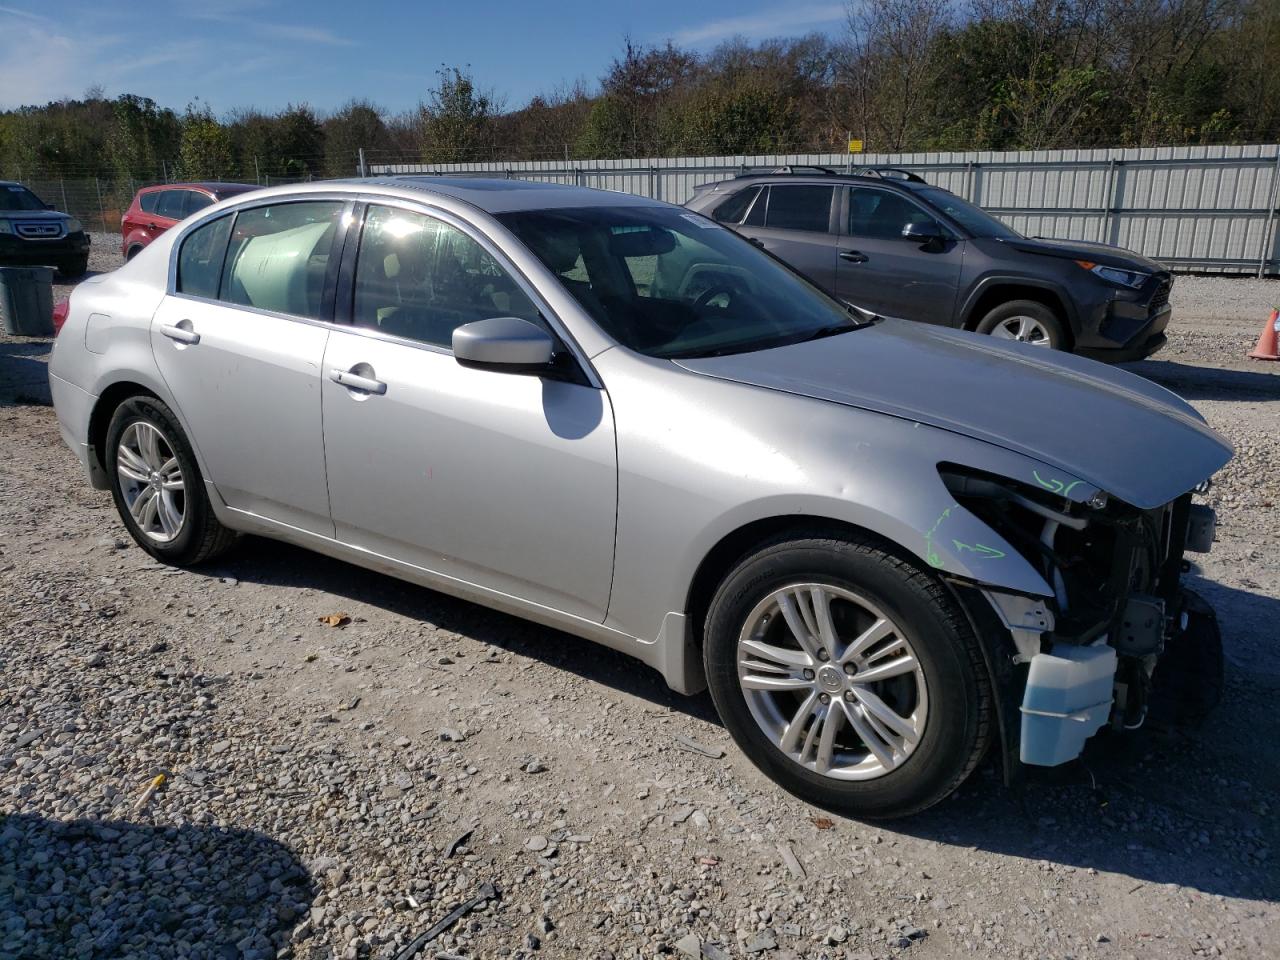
(0, 1), (848, 115)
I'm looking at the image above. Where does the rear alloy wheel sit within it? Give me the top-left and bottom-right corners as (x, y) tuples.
(105, 395), (238, 565)
(704, 532), (992, 819)
(976, 300), (1064, 349)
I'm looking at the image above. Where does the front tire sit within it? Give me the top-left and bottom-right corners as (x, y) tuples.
(105, 395), (237, 565)
(57, 256), (89, 279)
(703, 531), (993, 819)
(975, 299), (1065, 349)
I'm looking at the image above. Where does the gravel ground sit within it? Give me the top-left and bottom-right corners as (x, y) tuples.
(1, 243), (1277, 960)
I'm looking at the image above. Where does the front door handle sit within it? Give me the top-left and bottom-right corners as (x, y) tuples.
(160, 322), (200, 345)
(839, 250), (869, 263)
(329, 367), (387, 395)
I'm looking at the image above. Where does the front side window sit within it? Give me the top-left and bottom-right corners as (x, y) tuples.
(176, 215), (232, 299)
(0, 185), (46, 212)
(501, 205), (860, 360)
(156, 190), (187, 220)
(764, 185), (834, 232)
(220, 201), (343, 318)
(352, 204), (540, 348)
(184, 191), (214, 216)
(848, 187), (933, 239)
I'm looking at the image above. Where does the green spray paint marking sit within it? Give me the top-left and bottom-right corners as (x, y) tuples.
(1033, 469), (1081, 498)
(924, 504), (957, 568)
(950, 540), (1006, 560)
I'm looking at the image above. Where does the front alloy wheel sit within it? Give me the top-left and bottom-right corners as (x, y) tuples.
(737, 584), (928, 779)
(704, 531), (992, 819)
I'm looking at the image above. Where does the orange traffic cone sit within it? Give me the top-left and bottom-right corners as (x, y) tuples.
(1249, 308), (1280, 360)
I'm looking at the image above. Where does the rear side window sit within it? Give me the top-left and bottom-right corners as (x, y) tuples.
(184, 192), (214, 216)
(156, 190), (187, 220)
(220, 201), (343, 318)
(764, 185), (834, 232)
(176, 215), (232, 299)
(711, 187), (759, 224)
(139, 192), (160, 214)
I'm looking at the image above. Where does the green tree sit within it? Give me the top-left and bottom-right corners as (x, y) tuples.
(179, 103), (233, 180)
(418, 67), (497, 163)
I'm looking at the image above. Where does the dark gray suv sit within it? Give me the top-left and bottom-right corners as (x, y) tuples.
(685, 168), (1171, 361)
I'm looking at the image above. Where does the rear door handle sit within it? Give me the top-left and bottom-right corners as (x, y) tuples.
(839, 250), (869, 263)
(329, 368), (387, 395)
(160, 322), (200, 345)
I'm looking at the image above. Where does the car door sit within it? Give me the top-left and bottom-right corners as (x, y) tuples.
(835, 186), (965, 322)
(736, 184), (841, 294)
(320, 202), (617, 620)
(150, 198), (347, 535)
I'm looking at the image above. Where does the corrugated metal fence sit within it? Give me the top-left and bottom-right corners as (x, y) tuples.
(374, 144), (1280, 277)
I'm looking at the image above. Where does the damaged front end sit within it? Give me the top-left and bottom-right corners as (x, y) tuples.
(941, 464), (1222, 768)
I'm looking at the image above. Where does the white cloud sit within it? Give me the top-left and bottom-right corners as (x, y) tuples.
(669, 3), (846, 46)
(256, 23), (354, 46)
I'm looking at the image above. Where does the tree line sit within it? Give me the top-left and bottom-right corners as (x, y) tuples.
(2, 0), (1277, 183)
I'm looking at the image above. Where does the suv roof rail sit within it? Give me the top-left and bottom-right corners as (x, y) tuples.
(853, 167), (928, 183)
(734, 164), (837, 179)
(730, 165), (929, 185)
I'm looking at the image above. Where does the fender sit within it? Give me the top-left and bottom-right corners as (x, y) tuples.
(958, 272), (1078, 329)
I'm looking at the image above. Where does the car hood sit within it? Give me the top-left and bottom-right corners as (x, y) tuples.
(674, 320), (1231, 510)
(996, 235), (1167, 272)
(0, 209), (70, 222)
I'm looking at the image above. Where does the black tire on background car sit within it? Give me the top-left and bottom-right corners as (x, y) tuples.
(57, 256), (90, 279)
(975, 299), (1066, 349)
(703, 530), (993, 819)
(125, 246), (143, 261)
(105, 395), (238, 566)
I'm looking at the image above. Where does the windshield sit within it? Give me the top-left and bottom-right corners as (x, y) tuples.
(498, 205), (860, 359)
(0, 185), (48, 212)
(918, 188), (1019, 239)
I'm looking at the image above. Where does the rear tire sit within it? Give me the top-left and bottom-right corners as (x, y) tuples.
(975, 300), (1065, 350)
(703, 530), (993, 819)
(105, 395), (238, 566)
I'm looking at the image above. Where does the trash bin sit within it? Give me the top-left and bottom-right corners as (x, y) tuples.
(0, 266), (55, 336)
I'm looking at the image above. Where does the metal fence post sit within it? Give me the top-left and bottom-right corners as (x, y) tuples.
(60, 179), (69, 213)
(1258, 151), (1280, 278)
(94, 177), (107, 233)
(1100, 158), (1118, 245)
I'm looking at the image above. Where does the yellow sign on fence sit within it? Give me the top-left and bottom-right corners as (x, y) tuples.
(847, 139), (864, 153)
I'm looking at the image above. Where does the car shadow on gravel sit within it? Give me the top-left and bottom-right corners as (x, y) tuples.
(1122, 359), (1279, 401)
(197, 537), (721, 724)
(0, 812), (315, 959)
(0, 337), (53, 406)
(893, 580), (1280, 905)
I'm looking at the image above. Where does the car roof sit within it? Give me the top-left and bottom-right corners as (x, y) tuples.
(140, 181), (257, 194)
(356, 176), (661, 213)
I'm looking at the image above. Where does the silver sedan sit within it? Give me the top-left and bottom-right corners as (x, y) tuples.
(50, 178), (1231, 818)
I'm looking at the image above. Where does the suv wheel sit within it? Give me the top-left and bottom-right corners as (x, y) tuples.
(703, 530), (993, 819)
(976, 300), (1064, 349)
(105, 395), (238, 565)
(58, 256), (89, 279)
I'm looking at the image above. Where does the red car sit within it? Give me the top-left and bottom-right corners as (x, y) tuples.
(120, 182), (258, 260)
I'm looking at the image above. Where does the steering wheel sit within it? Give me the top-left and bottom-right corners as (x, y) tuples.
(693, 285), (738, 310)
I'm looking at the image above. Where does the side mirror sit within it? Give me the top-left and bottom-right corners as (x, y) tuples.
(902, 221), (945, 245)
(453, 317), (556, 374)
